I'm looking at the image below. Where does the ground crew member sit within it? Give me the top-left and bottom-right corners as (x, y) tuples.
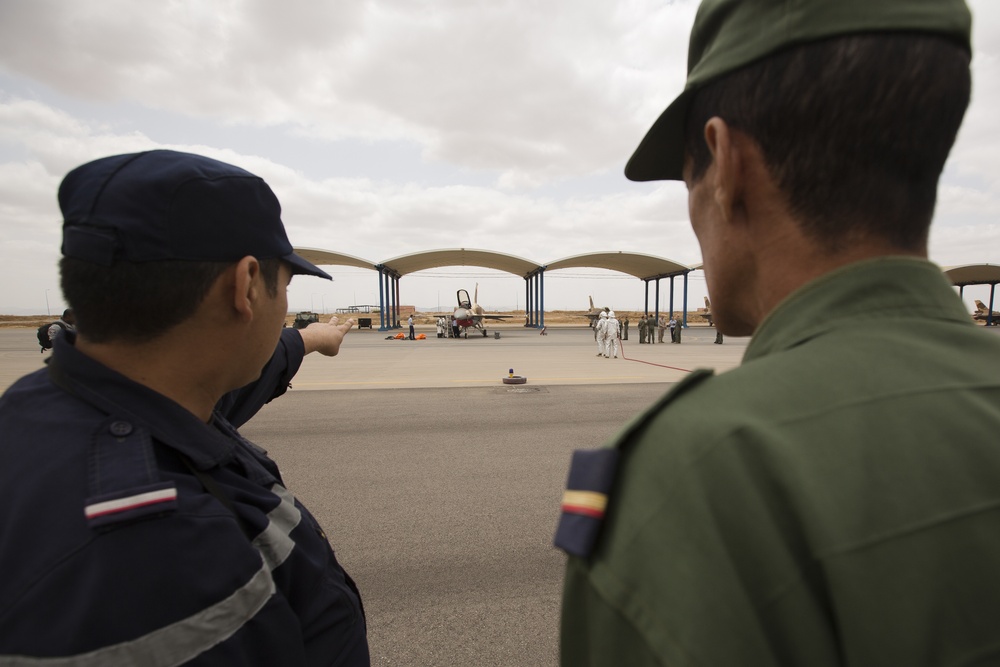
(0, 150), (369, 665)
(637, 315), (647, 344)
(557, 1), (1000, 665)
(669, 315), (680, 343)
(595, 311), (608, 356)
(605, 311), (620, 359)
(622, 316), (629, 340)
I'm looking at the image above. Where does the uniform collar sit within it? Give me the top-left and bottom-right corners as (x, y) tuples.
(745, 257), (971, 362)
(50, 332), (237, 469)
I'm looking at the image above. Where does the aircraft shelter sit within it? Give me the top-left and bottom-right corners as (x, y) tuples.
(294, 247), (695, 331)
(945, 263), (1000, 326)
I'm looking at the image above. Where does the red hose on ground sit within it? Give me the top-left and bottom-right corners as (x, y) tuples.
(616, 335), (693, 373)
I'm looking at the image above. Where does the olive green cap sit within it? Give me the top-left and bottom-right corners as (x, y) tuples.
(624, 0), (972, 182)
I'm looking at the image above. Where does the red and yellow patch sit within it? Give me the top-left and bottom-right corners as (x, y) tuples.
(560, 490), (608, 519)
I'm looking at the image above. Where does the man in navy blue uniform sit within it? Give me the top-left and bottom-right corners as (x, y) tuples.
(0, 150), (370, 665)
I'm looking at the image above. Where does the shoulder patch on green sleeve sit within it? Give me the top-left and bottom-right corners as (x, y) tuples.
(555, 448), (620, 557)
(554, 369), (714, 559)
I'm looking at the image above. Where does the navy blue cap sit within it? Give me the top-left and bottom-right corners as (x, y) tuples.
(59, 150), (331, 280)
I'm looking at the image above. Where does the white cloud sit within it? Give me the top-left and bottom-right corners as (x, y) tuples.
(0, 93), (700, 311)
(930, 223), (1000, 266)
(0, 0), (700, 185)
(937, 184), (999, 217)
(0, 0), (997, 314)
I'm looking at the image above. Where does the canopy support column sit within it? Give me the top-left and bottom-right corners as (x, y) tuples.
(376, 266), (388, 331)
(524, 274), (535, 327)
(669, 276), (675, 317)
(394, 276), (401, 328)
(682, 271), (690, 327)
(539, 269), (545, 329)
(989, 283), (997, 327)
(654, 278), (661, 324)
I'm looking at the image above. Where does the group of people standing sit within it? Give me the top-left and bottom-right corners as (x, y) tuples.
(595, 311), (686, 358)
(436, 315), (463, 338)
(637, 314), (681, 344)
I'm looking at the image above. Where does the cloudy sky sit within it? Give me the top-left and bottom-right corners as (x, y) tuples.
(1, 0), (998, 316)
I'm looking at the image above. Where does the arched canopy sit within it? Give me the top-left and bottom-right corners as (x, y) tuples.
(294, 247), (377, 271)
(943, 263), (1000, 286)
(546, 251), (692, 280)
(380, 248), (541, 278)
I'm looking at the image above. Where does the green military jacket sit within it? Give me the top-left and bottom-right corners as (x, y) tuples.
(560, 258), (1000, 666)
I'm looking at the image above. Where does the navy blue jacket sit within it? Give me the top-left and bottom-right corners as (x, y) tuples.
(0, 329), (369, 666)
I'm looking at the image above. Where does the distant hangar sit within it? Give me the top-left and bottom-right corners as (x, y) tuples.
(295, 248), (999, 331)
(294, 247), (694, 331)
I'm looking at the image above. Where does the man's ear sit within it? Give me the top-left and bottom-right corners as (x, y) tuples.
(704, 117), (744, 225)
(232, 256), (260, 323)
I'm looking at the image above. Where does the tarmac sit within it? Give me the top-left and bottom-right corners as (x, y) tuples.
(0, 323), (747, 666)
(287, 322), (748, 391)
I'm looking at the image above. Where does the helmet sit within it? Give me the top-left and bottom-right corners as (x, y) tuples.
(607, 310), (616, 319)
(599, 311), (608, 319)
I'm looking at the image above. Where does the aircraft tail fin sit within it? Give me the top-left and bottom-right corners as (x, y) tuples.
(976, 299), (988, 312)
(475, 282), (479, 306)
(589, 296), (594, 310)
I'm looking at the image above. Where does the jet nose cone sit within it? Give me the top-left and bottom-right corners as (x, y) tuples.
(455, 308), (470, 320)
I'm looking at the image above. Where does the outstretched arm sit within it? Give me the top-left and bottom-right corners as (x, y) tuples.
(217, 316), (354, 427)
(298, 316), (355, 357)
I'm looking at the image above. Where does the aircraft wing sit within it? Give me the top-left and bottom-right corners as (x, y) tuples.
(482, 314), (513, 320)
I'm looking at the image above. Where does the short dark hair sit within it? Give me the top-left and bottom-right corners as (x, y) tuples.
(684, 33), (971, 252)
(60, 257), (282, 344)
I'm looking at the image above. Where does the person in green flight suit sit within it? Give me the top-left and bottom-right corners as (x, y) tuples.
(556, 1), (1000, 666)
(637, 315), (646, 344)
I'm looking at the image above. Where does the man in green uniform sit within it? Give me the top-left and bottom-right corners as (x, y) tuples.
(556, 1), (1000, 665)
(637, 315), (647, 344)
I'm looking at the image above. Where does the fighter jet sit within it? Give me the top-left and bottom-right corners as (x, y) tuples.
(452, 284), (512, 337)
(702, 297), (714, 327)
(584, 296), (607, 328)
(973, 299), (999, 325)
